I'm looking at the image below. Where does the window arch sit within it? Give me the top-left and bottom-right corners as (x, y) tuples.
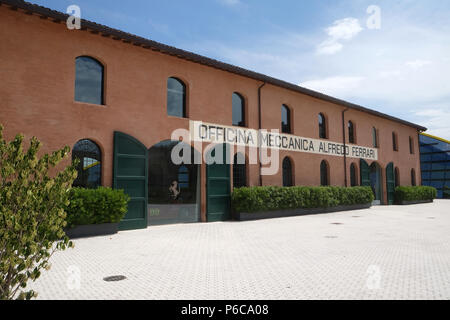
(348, 121), (355, 144)
(72, 139), (102, 188)
(319, 113), (327, 139)
(75, 56), (104, 105)
(167, 77), (186, 118)
(320, 160), (329, 186)
(282, 157), (293, 187)
(395, 167), (400, 188)
(350, 163), (358, 187)
(372, 127), (378, 148)
(411, 169), (416, 186)
(232, 92), (245, 127)
(281, 104), (291, 134)
(233, 153), (247, 188)
(392, 132), (398, 151)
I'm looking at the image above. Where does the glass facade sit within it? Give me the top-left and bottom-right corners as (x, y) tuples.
(419, 133), (450, 199)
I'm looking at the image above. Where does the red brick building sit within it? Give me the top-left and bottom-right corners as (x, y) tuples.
(0, 1), (426, 230)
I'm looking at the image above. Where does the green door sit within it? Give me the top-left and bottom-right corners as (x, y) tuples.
(113, 132), (148, 230)
(206, 144), (231, 222)
(360, 159), (370, 187)
(386, 162), (395, 205)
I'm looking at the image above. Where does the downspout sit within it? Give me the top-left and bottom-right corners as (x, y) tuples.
(258, 82), (266, 187)
(342, 108), (350, 187)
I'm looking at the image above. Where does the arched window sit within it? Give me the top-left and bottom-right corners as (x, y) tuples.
(411, 169), (416, 186)
(409, 137), (414, 154)
(167, 77), (186, 118)
(282, 157), (293, 187)
(232, 93), (245, 127)
(350, 163), (358, 187)
(319, 113), (327, 139)
(233, 153), (247, 188)
(372, 127), (378, 148)
(348, 121), (355, 144)
(281, 104), (291, 134)
(392, 132), (398, 151)
(72, 139), (102, 188)
(320, 160), (329, 186)
(75, 56), (104, 105)
(395, 167), (400, 188)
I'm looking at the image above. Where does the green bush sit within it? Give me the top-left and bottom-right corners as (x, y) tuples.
(65, 187), (130, 227)
(394, 186), (437, 203)
(231, 186), (374, 214)
(0, 124), (77, 300)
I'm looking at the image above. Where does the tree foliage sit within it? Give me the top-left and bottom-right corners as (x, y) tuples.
(0, 124), (77, 300)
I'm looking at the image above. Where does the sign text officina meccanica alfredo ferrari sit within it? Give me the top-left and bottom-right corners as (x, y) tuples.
(190, 121), (378, 161)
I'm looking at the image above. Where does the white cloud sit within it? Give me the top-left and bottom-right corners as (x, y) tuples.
(317, 18), (363, 55)
(300, 76), (365, 96)
(413, 108), (450, 139)
(317, 40), (343, 55)
(405, 59), (432, 69)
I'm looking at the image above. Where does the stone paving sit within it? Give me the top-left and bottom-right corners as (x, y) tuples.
(28, 200), (450, 300)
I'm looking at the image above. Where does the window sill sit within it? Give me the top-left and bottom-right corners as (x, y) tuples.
(74, 101), (108, 108)
(167, 115), (189, 120)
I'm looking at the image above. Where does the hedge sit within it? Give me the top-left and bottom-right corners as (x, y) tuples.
(231, 186), (374, 214)
(65, 187), (130, 227)
(394, 186), (437, 203)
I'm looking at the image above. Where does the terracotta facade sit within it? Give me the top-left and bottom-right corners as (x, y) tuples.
(0, 5), (423, 221)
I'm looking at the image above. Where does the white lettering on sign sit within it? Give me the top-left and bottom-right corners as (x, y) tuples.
(190, 121), (378, 161)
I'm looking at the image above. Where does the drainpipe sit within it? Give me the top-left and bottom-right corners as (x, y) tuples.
(342, 108), (350, 187)
(258, 82), (266, 186)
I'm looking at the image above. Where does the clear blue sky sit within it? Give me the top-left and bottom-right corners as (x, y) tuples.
(34, 0), (450, 138)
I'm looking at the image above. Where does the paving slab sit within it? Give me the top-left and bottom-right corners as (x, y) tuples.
(27, 200), (450, 300)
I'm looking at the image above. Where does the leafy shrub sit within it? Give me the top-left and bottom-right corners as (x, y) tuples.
(394, 186), (437, 203)
(65, 187), (130, 227)
(232, 186), (374, 214)
(0, 124), (77, 300)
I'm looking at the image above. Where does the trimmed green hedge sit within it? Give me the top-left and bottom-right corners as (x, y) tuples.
(232, 186), (374, 214)
(394, 186), (437, 203)
(65, 187), (130, 227)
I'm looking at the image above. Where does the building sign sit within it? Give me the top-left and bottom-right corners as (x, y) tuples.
(190, 121), (378, 161)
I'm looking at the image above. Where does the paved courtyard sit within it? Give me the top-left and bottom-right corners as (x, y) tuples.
(29, 200), (450, 300)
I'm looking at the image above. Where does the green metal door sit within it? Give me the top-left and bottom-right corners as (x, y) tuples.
(113, 132), (148, 230)
(206, 144), (231, 222)
(386, 162), (395, 205)
(360, 159), (370, 187)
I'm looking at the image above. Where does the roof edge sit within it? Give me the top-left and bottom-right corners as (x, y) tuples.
(420, 132), (450, 144)
(0, 0), (428, 131)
